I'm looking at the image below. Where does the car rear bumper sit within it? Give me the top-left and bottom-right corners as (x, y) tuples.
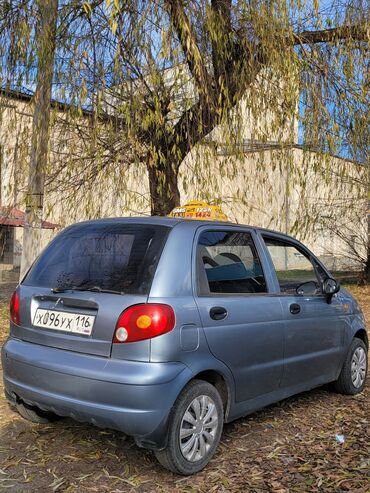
(2, 337), (192, 448)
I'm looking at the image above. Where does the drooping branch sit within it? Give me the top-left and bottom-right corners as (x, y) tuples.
(163, 0), (215, 107)
(210, 0), (233, 96)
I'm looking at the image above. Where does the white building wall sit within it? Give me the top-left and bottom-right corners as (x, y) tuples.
(0, 92), (366, 273)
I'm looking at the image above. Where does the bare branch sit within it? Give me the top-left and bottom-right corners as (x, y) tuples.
(292, 23), (369, 45)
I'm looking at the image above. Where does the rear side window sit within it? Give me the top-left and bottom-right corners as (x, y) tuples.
(197, 230), (267, 294)
(23, 223), (170, 294)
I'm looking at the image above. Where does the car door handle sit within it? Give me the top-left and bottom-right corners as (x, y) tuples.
(210, 306), (228, 321)
(290, 303), (301, 315)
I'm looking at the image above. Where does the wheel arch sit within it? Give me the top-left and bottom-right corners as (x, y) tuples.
(191, 369), (231, 421)
(354, 328), (368, 348)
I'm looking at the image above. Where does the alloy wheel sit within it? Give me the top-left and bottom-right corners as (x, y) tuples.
(179, 395), (219, 462)
(351, 346), (367, 388)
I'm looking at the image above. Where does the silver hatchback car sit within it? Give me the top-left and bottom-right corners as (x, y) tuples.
(2, 217), (368, 474)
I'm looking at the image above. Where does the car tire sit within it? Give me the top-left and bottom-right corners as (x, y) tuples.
(334, 338), (368, 395)
(16, 401), (62, 424)
(154, 379), (224, 475)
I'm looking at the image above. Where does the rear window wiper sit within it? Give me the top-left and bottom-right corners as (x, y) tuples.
(51, 286), (124, 295)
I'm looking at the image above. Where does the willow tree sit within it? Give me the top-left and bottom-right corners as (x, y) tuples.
(2, 1), (367, 216)
(0, 1), (369, 269)
(45, 0), (368, 216)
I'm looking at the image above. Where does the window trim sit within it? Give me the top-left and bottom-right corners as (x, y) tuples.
(194, 226), (270, 297)
(261, 233), (329, 297)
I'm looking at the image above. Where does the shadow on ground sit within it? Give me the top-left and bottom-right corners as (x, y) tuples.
(0, 285), (369, 492)
(1, 382), (369, 492)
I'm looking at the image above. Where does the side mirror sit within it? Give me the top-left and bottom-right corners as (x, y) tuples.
(322, 277), (340, 304)
(296, 281), (319, 296)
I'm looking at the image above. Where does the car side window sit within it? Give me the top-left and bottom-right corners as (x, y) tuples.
(197, 230), (267, 294)
(263, 237), (326, 295)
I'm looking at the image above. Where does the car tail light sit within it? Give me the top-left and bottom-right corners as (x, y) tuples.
(113, 304), (175, 343)
(10, 290), (20, 325)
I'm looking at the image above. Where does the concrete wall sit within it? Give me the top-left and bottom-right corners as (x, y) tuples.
(177, 142), (367, 271)
(0, 91), (366, 273)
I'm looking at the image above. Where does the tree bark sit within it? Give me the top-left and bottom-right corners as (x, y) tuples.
(147, 159), (181, 216)
(364, 194), (370, 284)
(292, 24), (369, 45)
(20, 0), (58, 279)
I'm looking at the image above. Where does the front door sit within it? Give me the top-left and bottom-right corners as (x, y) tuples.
(194, 227), (285, 403)
(261, 234), (346, 391)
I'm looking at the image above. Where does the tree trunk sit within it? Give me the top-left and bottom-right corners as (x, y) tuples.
(20, 0), (58, 279)
(364, 258), (370, 284)
(147, 159), (181, 216)
(362, 193), (370, 283)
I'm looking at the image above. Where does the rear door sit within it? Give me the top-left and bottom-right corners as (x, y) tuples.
(194, 226), (285, 403)
(14, 222), (169, 359)
(261, 234), (346, 389)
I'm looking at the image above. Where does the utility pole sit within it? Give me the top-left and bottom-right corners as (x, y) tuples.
(20, 0), (58, 279)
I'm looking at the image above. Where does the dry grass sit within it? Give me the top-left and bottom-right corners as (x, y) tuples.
(0, 285), (369, 492)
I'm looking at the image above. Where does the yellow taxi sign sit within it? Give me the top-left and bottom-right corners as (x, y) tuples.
(168, 201), (228, 221)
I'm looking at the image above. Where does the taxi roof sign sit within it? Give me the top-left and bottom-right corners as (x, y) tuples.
(168, 201), (228, 222)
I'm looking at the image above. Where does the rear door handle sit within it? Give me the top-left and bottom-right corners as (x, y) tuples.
(290, 303), (301, 315)
(210, 306), (228, 321)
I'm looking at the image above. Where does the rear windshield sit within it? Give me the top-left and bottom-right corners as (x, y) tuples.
(23, 223), (170, 294)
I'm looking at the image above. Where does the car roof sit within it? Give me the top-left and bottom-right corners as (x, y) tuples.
(67, 216), (298, 242)
(69, 216), (182, 228)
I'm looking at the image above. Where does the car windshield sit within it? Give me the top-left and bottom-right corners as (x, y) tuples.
(23, 223), (170, 295)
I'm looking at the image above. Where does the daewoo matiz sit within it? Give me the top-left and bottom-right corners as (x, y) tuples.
(2, 217), (368, 474)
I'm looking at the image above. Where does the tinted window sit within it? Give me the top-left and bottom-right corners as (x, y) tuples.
(24, 223), (169, 294)
(264, 237), (326, 294)
(198, 230), (267, 294)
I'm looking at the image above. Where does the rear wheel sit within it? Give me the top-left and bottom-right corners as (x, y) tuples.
(16, 401), (62, 424)
(334, 338), (368, 395)
(155, 380), (224, 475)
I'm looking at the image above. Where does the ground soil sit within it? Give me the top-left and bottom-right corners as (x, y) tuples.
(0, 283), (369, 492)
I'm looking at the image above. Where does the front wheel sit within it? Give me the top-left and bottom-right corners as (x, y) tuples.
(155, 380), (224, 475)
(334, 338), (368, 395)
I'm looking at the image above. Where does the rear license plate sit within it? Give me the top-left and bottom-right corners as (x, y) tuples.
(33, 309), (95, 336)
